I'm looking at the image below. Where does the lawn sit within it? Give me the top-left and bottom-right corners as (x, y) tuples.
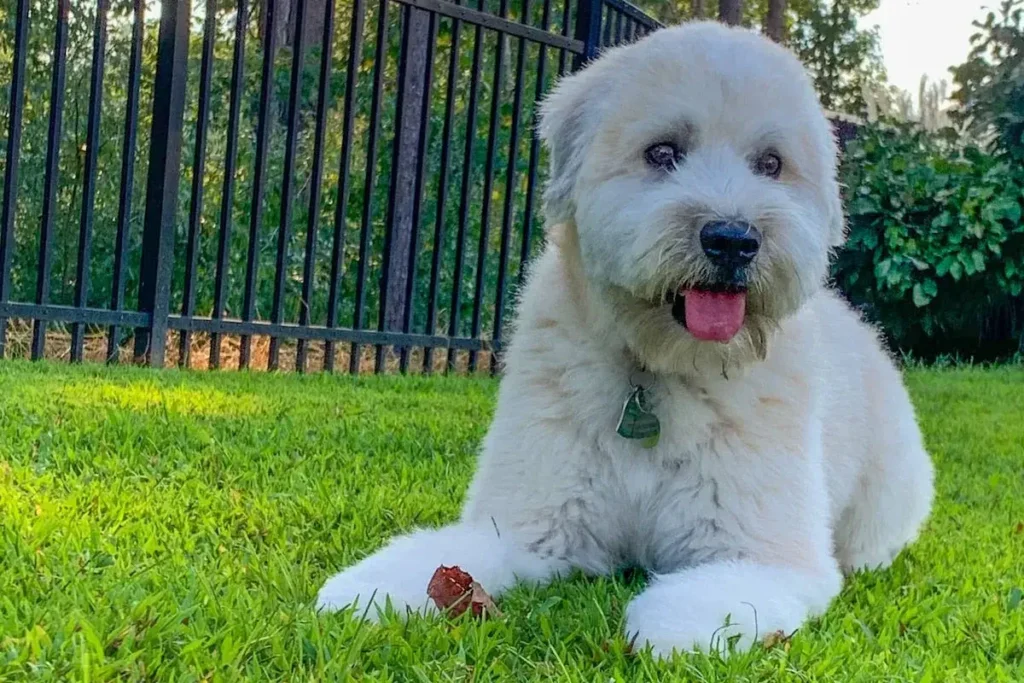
(1, 361), (1022, 681)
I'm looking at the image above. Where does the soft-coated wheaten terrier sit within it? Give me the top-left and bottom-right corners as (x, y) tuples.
(317, 20), (935, 657)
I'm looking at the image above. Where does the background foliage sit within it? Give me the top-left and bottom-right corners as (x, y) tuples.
(0, 0), (563, 348)
(2, 0), (1023, 363)
(834, 0), (1024, 359)
(834, 122), (1024, 358)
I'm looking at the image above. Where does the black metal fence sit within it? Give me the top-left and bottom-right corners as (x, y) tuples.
(0, 0), (661, 374)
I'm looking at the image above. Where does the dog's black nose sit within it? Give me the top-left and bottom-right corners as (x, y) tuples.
(700, 221), (761, 268)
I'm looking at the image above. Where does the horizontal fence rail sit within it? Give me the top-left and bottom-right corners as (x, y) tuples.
(0, 0), (851, 374)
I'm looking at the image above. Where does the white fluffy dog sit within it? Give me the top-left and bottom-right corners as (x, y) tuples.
(317, 21), (935, 657)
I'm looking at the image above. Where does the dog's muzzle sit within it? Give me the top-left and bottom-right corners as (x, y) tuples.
(700, 221), (761, 280)
(664, 221), (761, 343)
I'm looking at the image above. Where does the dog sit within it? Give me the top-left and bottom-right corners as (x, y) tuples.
(316, 20), (935, 658)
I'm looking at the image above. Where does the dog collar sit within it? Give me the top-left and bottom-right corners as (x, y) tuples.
(615, 366), (660, 448)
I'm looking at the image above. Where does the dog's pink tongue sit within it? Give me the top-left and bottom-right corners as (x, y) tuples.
(684, 289), (746, 342)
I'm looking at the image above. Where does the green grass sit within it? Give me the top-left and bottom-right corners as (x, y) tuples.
(1, 361), (1022, 681)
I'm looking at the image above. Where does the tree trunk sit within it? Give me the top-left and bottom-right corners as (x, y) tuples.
(260, 0), (288, 49)
(718, 0), (742, 25)
(263, 0), (327, 51)
(290, 0), (327, 49)
(765, 0), (786, 42)
(691, 0), (707, 19)
(382, 8), (431, 334)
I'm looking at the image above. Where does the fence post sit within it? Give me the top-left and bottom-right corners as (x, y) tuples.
(0, 0), (28, 358)
(573, 0), (603, 70)
(378, 6), (431, 370)
(134, 0), (190, 367)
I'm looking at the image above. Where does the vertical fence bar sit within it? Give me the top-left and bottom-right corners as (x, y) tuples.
(519, 0), (551, 289)
(210, 0), (248, 369)
(600, 5), (612, 47)
(377, 7), (412, 373)
(399, 10), (437, 373)
(422, 11), (463, 374)
(447, 0), (486, 373)
(239, 0), (280, 369)
(468, 0), (509, 373)
(492, 0), (529, 374)
(107, 0), (144, 363)
(268, 0), (309, 371)
(613, 9), (624, 45)
(325, 0), (367, 372)
(349, 0), (390, 375)
(0, 0), (28, 358)
(558, 0), (572, 74)
(296, 0), (337, 373)
(179, 0), (217, 368)
(572, 0), (601, 69)
(70, 0), (110, 362)
(378, 3), (432, 373)
(30, 0), (69, 361)
(134, 0), (191, 366)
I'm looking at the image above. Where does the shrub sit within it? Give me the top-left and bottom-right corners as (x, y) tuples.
(833, 120), (1024, 359)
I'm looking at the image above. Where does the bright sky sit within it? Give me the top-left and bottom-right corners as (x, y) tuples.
(864, 0), (990, 97)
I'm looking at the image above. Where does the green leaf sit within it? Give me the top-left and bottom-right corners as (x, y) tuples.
(936, 256), (955, 277)
(950, 261), (964, 281)
(912, 283), (932, 307)
(922, 279), (938, 297)
(972, 251), (987, 272)
(995, 198), (1021, 224)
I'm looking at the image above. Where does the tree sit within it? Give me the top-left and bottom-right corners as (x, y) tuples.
(950, 0), (1024, 161)
(765, 0), (786, 42)
(719, 0), (743, 25)
(789, 0), (886, 115)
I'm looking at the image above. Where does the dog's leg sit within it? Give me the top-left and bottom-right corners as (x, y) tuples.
(625, 434), (843, 658)
(316, 522), (566, 621)
(624, 557), (842, 658)
(834, 445), (934, 573)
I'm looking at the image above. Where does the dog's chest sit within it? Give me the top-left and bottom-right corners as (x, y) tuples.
(578, 382), (743, 574)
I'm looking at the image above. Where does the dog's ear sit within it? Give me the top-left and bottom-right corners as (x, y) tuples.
(538, 68), (602, 225)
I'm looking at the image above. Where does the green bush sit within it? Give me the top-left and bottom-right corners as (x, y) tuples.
(833, 121), (1024, 359)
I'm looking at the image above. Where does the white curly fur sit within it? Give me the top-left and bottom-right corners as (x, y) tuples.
(317, 21), (934, 658)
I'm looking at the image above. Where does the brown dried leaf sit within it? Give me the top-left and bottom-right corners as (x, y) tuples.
(427, 565), (473, 614)
(1014, 522), (1023, 535)
(426, 565), (502, 619)
(469, 581), (503, 618)
(762, 629), (791, 649)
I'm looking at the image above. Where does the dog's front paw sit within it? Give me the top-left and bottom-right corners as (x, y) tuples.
(624, 571), (808, 658)
(316, 565), (435, 621)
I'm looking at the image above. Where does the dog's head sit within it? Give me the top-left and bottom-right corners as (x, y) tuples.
(539, 21), (844, 373)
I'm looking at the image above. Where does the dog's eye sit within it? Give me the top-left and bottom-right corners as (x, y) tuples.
(754, 151), (783, 178)
(644, 143), (681, 170)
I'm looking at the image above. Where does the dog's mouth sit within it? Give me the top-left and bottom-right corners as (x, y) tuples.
(665, 283), (747, 343)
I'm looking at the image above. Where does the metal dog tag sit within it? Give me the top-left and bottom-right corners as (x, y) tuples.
(616, 385), (660, 448)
